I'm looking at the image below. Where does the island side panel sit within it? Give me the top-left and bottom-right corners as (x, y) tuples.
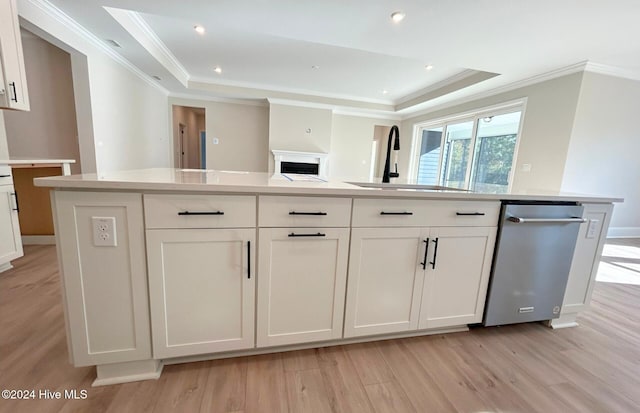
(551, 202), (614, 328)
(52, 190), (152, 365)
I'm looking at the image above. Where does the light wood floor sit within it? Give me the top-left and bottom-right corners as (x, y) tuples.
(1, 243), (640, 413)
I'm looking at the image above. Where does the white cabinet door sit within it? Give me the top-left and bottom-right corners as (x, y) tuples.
(0, 0), (30, 111)
(344, 227), (427, 338)
(147, 229), (255, 358)
(0, 185), (22, 267)
(418, 226), (496, 329)
(257, 227), (349, 347)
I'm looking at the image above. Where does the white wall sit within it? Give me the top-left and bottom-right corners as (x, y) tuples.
(169, 97), (269, 172)
(401, 72), (584, 192)
(18, 0), (170, 175)
(268, 104), (333, 173)
(3, 29), (81, 174)
(330, 115), (396, 179)
(562, 72), (640, 236)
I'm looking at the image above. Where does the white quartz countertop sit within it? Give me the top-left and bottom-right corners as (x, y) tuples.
(0, 157), (76, 165)
(33, 168), (623, 203)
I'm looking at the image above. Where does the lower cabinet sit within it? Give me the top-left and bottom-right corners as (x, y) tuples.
(344, 226), (496, 338)
(0, 184), (22, 268)
(257, 227), (349, 347)
(146, 228), (255, 358)
(344, 227), (426, 338)
(418, 226), (496, 329)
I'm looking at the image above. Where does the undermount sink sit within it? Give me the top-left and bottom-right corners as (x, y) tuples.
(347, 182), (469, 192)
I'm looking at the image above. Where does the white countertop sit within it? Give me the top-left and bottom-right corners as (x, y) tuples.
(33, 168), (623, 203)
(0, 157), (76, 165)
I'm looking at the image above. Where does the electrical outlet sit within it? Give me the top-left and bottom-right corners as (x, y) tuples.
(92, 216), (117, 247)
(586, 219), (600, 239)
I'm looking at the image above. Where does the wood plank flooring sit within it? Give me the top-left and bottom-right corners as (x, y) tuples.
(1, 243), (640, 413)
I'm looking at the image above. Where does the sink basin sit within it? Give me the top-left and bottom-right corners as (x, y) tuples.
(347, 182), (469, 192)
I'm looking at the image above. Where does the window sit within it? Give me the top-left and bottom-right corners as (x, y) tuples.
(412, 104), (524, 193)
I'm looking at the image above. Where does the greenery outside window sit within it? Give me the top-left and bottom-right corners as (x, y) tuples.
(411, 104), (524, 193)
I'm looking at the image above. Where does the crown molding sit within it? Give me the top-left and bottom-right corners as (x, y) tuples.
(169, 92), (268, 107)
(583, 62), (640, 82)
(25, 0), (169, 95)
(268, 98), (401, 120)
(104, 7), (189, 86)
(399, 61), (590, 120)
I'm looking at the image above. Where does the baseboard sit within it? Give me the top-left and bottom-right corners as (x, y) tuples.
(0, 262), (13, 273)
(607, 227), (640, 238)
(22, 235), (56, 245)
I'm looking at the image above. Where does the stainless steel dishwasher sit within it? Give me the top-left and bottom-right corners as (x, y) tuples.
(483, 201), (585, 326)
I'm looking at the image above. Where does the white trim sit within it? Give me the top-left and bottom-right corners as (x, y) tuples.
(25, 0), (169, 95)
(22, 235), (56, 245)
(190, 76), (394, 106)
(584, 62), (640, 82)
(332, 108), (401, 121)
(268, 98), (401, 120)
(396, 69), (482, 105)
(169, 92), (268, 107)
(401, 62), (588, 119)
(104, 8), (189, 86)
(607, 227), (640, 238)
(411, 98), (527, 128)
(0, 262), (14, 274)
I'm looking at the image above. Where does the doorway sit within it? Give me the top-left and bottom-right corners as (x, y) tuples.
(172, 105), (206, 169)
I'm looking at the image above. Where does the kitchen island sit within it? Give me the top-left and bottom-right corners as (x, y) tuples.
(35, 169), (621, 386)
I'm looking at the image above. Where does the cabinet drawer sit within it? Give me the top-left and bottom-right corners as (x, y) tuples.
(352, 198), (500, 227)
(259, 196), (351, 227)
(144, 194), (256, 229)
(0, 165), (12, 186)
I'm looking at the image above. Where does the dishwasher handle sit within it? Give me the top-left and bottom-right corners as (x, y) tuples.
(507, 216), (587, 224)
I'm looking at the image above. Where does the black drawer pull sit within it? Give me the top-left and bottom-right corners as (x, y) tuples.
(0, 174), (10, 178)
(288, 232), (326, 237)
(429, 238), (439, 269)
(177, 211), (224, 216)
(380, 211), (413, 216)
(289, 211), (328, 216)
(9, 82), (17, 102)
(456, 212), (485, 216)
(247, 241), (251, 279)
(420, 238), (430, 270)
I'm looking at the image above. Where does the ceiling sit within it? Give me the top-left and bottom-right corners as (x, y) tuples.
(41, 0), (640, 116)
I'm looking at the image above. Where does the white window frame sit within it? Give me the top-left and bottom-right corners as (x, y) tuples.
(409, 98), (527, 192)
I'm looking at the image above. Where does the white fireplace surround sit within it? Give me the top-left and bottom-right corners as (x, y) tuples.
(272, 150), (329, 179)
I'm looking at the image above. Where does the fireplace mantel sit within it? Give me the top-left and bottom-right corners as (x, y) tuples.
(271, 150), (329, 179)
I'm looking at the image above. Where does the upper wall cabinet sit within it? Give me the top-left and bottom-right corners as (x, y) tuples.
(0, 0), (30, 111)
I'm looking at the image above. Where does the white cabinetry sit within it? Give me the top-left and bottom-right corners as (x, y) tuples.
(418, 226), (496, 329)
(0, 0), (30, 111)
(257, 196), (350, 347)
(550, 203), (613, 328)
(0, 165), (22, 271)
(344, 199), (498, 338)
(52, 191), (151, 366)
(144, 194), (256, 358)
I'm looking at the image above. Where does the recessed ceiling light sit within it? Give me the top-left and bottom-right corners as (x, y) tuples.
(194, 25), (205, 34)
(382, 90), (389, 95)
(391, 11), (406, 23)
(213, 66), (222, 74)
(311, 65), (320, 70)
(425, 64), (434, 71)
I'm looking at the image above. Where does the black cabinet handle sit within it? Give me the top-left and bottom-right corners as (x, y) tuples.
(11, 192), (19, 212)
(456, 212), (485, 216)
(9, 82), (17, 102)
(0, 174), (10, 178)
(380, 211), (413, 216)
(247, 241), (251, 279)
(420, 238), (430, 270)
(177, 211), (224, 216)
(429, 238), (439, 269)
(288, 232), (326, 237)
(289, 211), (327, 216)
